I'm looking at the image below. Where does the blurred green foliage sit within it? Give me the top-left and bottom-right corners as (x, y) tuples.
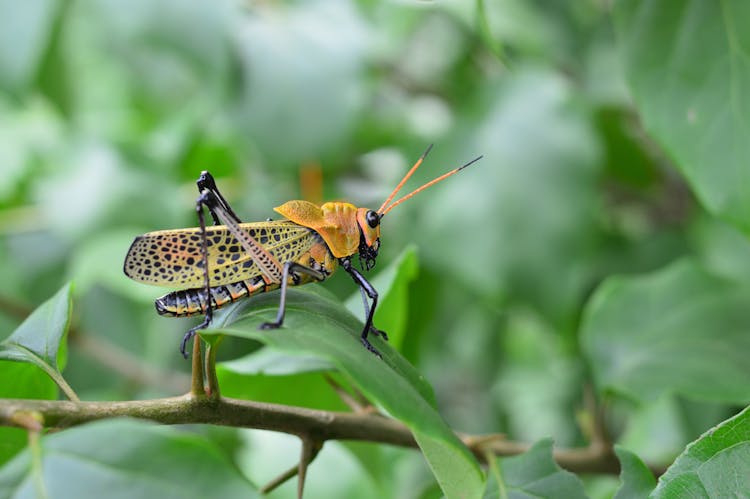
(2, 0), (750, 497)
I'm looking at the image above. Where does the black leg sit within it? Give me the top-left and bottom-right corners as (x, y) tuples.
(180, 190), (215, 358)
(260, 262), (325, 330)
(196, 171), (243, 225)
(358, 286), (388, 340)
(180, 173), (249, 358)
(342, 258), (384, 357)
(197, 174), (283, 285)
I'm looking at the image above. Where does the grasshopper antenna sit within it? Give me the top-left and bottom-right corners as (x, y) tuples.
(379, 154), (482, 217)
(377, 144), (434, 214)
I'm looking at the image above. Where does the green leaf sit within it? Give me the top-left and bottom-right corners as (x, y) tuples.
(581, 259), (750, 403)
(485, 439), (587, 498)
(0, 362), (57, 466)
(0, 283), (76, 400)
(220, 348), (333, 376)
(0, 418), (260, 499)
(217, 368), (348, 411)
(614, 1), (750, 232)
(652, 405), (750, 498)
(0, 282), (72, 372)
(345, 245), (419, 350)
(218, 348), (343, 409)
(613, 446), (656, 499)
(202, 285), (484, 499)
(690, 216), (750, 284)
(0, 362), (57, 400)
(206, 285), (436, 404)
(0, 430), (27, 470)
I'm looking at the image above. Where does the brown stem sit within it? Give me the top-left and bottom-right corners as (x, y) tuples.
(0, 396), (665, 476)
(190, 336), (205, 397)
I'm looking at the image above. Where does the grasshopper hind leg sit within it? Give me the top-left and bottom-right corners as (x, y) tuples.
(178, 174), (222, 358)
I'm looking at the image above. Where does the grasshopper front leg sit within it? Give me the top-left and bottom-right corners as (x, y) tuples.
(358, 286), (388, 341)
(341, 257), (386, 357)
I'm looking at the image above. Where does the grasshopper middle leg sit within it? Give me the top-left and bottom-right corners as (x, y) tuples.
(259, 261), (326, 330)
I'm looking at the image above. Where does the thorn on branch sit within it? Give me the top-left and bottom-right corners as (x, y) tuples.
(260, 436), (323, 496)
(298, 436), (322, 499)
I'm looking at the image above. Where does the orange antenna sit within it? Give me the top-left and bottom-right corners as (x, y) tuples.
(377, 144), (434, 214)
(379, 153), (483, 217)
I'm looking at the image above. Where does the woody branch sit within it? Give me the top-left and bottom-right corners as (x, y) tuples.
(0, 395), (657, 476)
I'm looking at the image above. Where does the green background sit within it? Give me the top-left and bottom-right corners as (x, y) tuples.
(2, 0), (750, 497)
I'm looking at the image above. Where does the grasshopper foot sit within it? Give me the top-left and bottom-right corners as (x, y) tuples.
(181, 315), (212, 359)
(180, 331), (196, 359)
(259, 321), (282, 330)
(361, 337), (382, 358)
(370, 326), (388, 342)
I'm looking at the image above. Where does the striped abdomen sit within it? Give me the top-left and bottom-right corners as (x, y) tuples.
(155, 276), (278, 317)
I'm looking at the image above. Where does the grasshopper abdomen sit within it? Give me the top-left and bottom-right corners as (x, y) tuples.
(155, 277), (273, 317)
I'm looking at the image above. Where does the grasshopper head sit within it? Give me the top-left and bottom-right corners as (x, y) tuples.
(356, 208), (381, 271)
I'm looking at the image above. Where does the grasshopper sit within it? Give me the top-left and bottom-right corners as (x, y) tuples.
(123, 146), (481, 358)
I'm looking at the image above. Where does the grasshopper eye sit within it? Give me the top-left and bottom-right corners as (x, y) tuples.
(365, 210), (380, 228)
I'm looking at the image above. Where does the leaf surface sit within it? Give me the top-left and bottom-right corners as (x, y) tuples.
(485, 439), (587, 498)
(652, 406), (750, 498)
(581, 259), (750, 403)
(344, 245), (418, 350)
(615, 1), (750, 231)
(0, 283), (73, 374)
(613, 446), (656, 499)
(0, 419), (259, 499)
(203, 285), (484, 499)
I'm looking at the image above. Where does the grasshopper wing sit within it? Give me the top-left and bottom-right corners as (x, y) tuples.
(124, 221), (316, 288)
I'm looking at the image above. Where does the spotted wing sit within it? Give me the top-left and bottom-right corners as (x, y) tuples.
(124, 220), (317, 288)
